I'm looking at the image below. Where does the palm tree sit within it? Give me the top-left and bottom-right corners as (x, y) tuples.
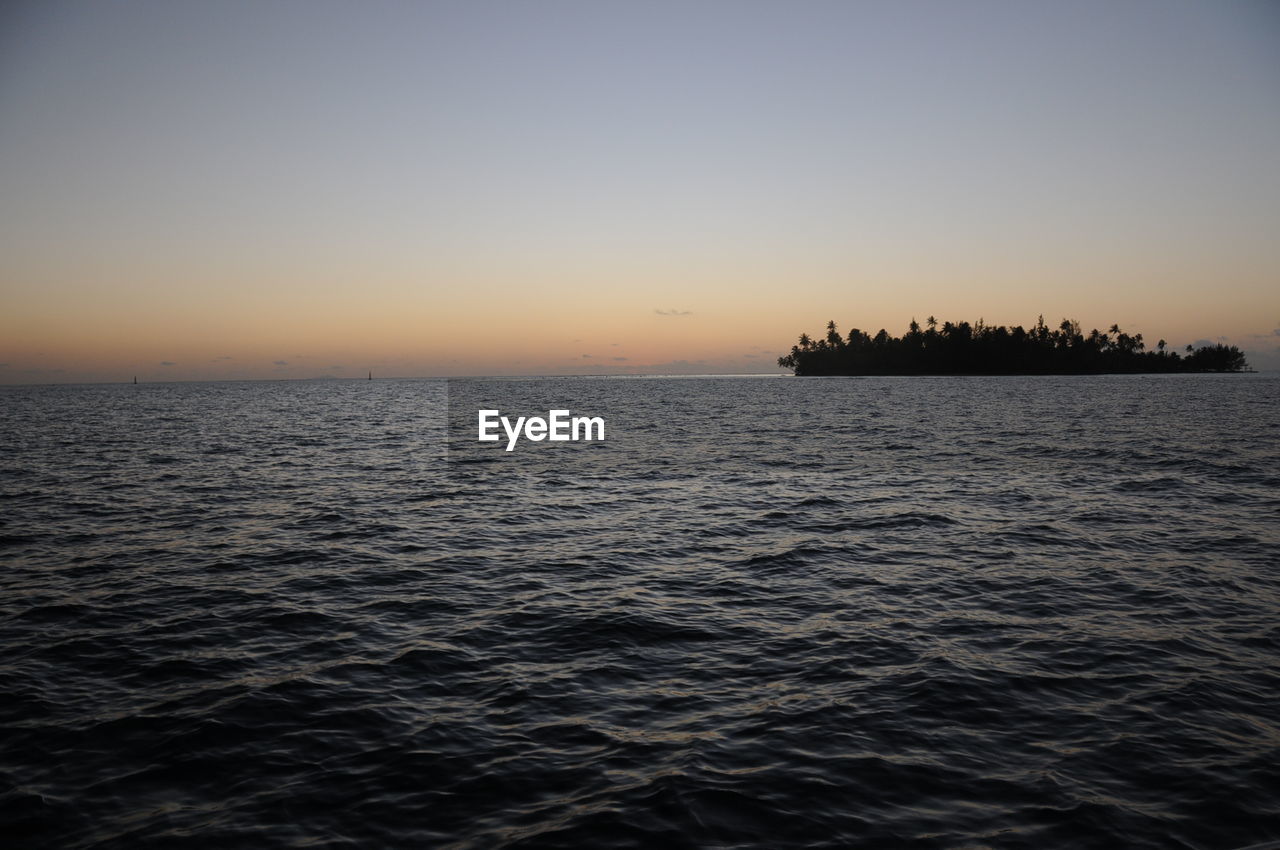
(826, 320), (843, 347)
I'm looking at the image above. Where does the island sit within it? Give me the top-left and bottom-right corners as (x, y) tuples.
(778, 317), (1249, 376)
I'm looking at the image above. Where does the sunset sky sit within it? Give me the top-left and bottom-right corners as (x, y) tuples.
(2, 0), (1278, 382)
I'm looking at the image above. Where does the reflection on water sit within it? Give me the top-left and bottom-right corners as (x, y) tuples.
(1, 375), (1277, 848)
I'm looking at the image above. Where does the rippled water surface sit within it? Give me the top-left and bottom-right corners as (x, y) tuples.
(2, 375), (1278, 848)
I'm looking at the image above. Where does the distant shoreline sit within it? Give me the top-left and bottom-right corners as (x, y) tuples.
(779, 317), (1250, 376)
(6, 371), (1275, 388)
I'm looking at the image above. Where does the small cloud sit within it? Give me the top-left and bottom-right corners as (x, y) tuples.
(212, 355), (233, 362)
(160, 361), (175, 366)
(612, 356), (628, 362)
(655, 308), (693, 316)
(581, 354), (592, 359)
(1273, 328), (1280, 337)
(273, 360), (289, 366)
(610, 342), (619, 346)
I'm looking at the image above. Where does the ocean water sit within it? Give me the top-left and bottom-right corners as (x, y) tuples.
(1, 375), (1278, 849)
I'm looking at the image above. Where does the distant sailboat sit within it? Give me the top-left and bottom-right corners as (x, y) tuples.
(133, 376), (137, 385)
(368, 370), (372, 381)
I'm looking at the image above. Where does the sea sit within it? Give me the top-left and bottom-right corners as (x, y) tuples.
(2, 375), (1277, 849)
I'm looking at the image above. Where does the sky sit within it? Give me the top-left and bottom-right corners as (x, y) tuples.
(1, 0), (1278, 382)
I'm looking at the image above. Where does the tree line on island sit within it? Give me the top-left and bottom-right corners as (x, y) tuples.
(778, 316), (1249, 375)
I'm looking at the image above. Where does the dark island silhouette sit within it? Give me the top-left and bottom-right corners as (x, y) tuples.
(778, 316), (1249, 376)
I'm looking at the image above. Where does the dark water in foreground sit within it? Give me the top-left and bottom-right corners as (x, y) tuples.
(2, 375), (1278, 849)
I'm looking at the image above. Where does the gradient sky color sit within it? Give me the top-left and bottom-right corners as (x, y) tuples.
(2, 0), (1278, 382)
